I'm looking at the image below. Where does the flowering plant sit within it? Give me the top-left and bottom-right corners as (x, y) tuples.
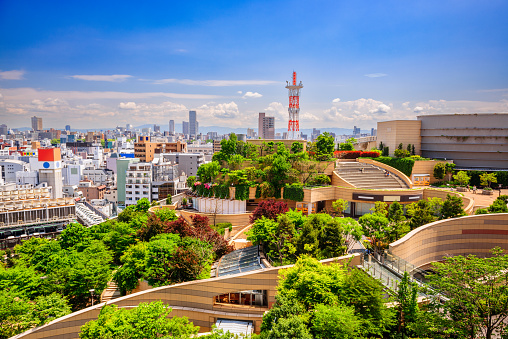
(204, 183), (212, 190)
(194, 181), (202, 186)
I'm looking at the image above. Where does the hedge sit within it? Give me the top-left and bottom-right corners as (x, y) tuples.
(368, 156), (415, 177)
(334, 151), (380, 159)
(283, 184), (304, 201)
(234, 185), (250, 201)
(214, 185), (230, 199)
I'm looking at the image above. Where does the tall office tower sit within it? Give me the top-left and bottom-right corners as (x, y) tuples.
(371, 128), (377, 136)
(0, 124), (7, 136)
(189, 110), (198, 136)
(247, 128), (254, 138)
(38, 148), (63, 199)
(182, 121), (189, 135)
(154, 124), (161, 133)
(258, 112), (275, 139)
(126, 124), (133, 131)
(31, 116), (43, 131)
(353, 126), (361, 137)
(285, 71), (303, 139)
(169, 120), (175, 135)
(65, 125), (71, 131)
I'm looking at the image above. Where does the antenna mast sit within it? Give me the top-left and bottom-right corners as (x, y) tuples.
(285, 71), (303, 139)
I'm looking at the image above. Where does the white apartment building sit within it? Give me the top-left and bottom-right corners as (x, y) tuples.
(125, 163), (152, 206)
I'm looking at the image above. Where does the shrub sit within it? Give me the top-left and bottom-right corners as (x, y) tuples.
(214, 184), (230, 199)
(308, 174), (331, 186)
(382, 146), (389, 156)
(334, 150), (361, 159)
(234, 184), (249, 201)
(283, 184), (304, 201)
(214, 222), (233, 235)
(475, 208), (489, 215)
(433, 163), (446, 180)
(394, 149), (410, 158)
(372, 156), (415, 177)
(250, 200), (289, 223)
(360, 151), (380, 158)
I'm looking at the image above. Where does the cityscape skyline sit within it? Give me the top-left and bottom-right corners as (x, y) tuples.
(1, 1), (507, 130)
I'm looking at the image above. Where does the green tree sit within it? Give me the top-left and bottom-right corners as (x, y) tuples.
(318, 218), (347, 259)
(454, 171), (471, 187)
(416, 248), (508, 339)
(291, 141), (304, 153)
(480, 172), (497, 188)
(440, 193), (465, 219)
(332, 199), (348, 217)
(134, 198), (151, 213)
(0, 291), (33, 338)
(312, 303), (361, 339)
(396, 272), (419, 336)
(358, 213), (392, 255)
(406, 200), (435, 230)
(488, 196), (508, 213)
(186, 175), (196, 189)
(387, 201), (406, 223)
(196, 161), (221, 183)
(50, 138), (60, 145)
(79, 301), (199, 339)
(59, 223), (91, 250)
(315, 132), (335, 161)
(370, 201), (388, 216)
(433, 162), (446, 180)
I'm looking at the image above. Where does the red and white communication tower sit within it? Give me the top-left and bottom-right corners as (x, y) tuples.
(285, 71), (303, 139)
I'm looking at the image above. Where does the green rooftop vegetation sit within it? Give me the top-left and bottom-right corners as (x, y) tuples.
(191, 133), (336, 201)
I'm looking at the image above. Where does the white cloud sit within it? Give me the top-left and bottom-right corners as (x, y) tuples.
(332, 98), (341, 103)
(197, 102), (240, 119)
(237, 91), (243, 94)
(0, 70), (25, 80)
(364, 73), (387, 78)
(146, 78), (278, 86)
(70, 74), (133, 82)
(414, 106), (424, 113)
(0, 87), (220, 101)
(242, 91), (262, 99)
(264, 102), (287, 121)
(119, 102), (138, 110)
(370, 103), (391, 114)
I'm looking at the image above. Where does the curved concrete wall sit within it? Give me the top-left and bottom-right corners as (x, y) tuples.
(389, 213), (508, 269)
(14, 254), (361, 339)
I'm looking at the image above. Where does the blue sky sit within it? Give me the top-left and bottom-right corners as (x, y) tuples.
(1, 0), (507, 130)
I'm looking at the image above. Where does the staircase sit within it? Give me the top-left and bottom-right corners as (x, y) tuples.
(336, 162), (409, 189)
(100, 280), (122, 303)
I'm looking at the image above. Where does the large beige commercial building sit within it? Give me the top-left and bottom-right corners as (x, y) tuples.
(376, 113), (508, 170)
(258, 112), (275, 139)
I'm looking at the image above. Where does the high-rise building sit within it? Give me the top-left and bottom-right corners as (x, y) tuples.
(65, 125), (71, 131)
(154, 124), (160, 133)
(258, 112), (275, 139)
(189, 110), (198, 136)
(247, 128), (254, 138)
(353, 126), (361, 137)
(169, 120), (175, 135)
(371, 128), (377, 136)
(126, 124), (133, 131)
(182, 121), (189, 135)
(31, 116), (43, 131)
(0, 124), (7, 136)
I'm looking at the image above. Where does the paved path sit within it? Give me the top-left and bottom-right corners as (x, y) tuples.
(433, 187), (508, 208)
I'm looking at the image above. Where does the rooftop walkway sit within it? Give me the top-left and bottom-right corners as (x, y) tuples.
(336, 161), (409, 189)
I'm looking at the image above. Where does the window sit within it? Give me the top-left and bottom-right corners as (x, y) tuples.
(214, 290), (267, 307)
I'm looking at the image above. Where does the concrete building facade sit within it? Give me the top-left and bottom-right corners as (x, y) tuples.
(258, 113), (275, 139)
(31, 116), (43, 131)
(376, 120), (422, 156)
(163, 153), (204, 177)
(417, 113), (508, 169)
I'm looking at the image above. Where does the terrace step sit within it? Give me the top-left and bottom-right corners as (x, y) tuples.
(336, 162), (409, 189)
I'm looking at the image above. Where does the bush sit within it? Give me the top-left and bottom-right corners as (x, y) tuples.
(394, 149), (410, 158)
(360, 151), (380, 158)
(371, 156), (415, 177)
(214, 185), (230, 199)
(250, 200), (289, 223)
(234, 184), (249, 201)
(283, 184), (304, 201)
(308, 174), (331, 186)
(382, 146), (389, 156)
(475, 208), (489, 215)
(214, 222), (233, 235)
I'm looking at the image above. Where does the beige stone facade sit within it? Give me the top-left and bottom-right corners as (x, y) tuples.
(376, 120), (422, 156)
